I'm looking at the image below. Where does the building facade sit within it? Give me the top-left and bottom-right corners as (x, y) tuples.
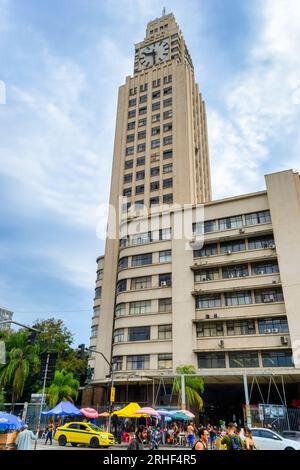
(0, 307), (13, 330)
(85, 13), (300, 420)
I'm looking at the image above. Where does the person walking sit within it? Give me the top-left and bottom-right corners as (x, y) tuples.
(16, 425), (39, 450)
(221, 423), (243, 450)
(127, 425), (148, 450)
(244, 428), (256, 450)
(192, 428), (209, 451)
(187, 422), (196, 447)
(45, 421), (54, 445)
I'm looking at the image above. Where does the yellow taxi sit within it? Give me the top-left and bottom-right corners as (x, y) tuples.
(54, 422), (114, 448)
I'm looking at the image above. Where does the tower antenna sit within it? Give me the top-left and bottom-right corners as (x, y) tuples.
(162, 7), (166, 17)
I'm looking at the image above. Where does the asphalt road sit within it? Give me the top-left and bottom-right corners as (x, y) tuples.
(35, 439), (189, 451)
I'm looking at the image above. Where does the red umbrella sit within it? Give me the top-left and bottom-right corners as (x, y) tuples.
(80, 407), (99, 419)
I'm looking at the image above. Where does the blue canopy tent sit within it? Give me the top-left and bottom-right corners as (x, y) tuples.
(41, 401), (82, 416)
(0, 412), (25, 431)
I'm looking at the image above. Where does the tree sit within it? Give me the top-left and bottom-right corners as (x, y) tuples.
(32, 318), (73, 355)
(46, 369), (79, 408)
(172, 365), (204, 410)
(0, 332), (40, 403)
(57, 350), (87, 384)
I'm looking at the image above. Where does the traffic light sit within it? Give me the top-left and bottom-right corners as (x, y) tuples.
(77, 344), (86, 359)
(27, 331), (37, 345)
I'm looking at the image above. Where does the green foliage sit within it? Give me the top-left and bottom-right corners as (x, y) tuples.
(45, 369), (79, 408)
(57, 350), (87, 384)
(32, 318), (73, 354)
(172, 365), (204, 410)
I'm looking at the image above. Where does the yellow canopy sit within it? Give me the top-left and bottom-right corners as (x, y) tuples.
(112, 402), (145, 418)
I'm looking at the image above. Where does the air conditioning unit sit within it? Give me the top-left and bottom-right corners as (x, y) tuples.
(272, 328), (279, 333)
(270, 243), (276, 249)
(226, 250), (232, 255)
(239, 228), (245, 234)
(205, 314), (210, 319)
(161, 281), (168, 287)
(265, 329), (272, 334)
(281, 336), (288, 345)
(218, 340), (224, 348)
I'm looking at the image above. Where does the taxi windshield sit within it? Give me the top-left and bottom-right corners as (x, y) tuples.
(88, 424), (102, 431)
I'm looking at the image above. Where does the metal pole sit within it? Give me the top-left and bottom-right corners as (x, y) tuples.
(34, 353), (50, 450)
(181, 374), (186, 410)
(243, 371), (252, 428)
(281, 375), (291, 431)
(108, 366), (114, 434)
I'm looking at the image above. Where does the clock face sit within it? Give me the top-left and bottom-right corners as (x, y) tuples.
(139, 39), (170, 68)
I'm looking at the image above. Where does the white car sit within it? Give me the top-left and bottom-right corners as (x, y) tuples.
(247, 428), (300, 450)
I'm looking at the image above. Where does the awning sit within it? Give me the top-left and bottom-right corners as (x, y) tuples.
(112, 402), (144, 418)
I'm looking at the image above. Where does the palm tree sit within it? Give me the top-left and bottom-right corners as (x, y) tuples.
(172, 365), (204, 410)
(0, 332), (40, 403)
(46, 369), (79, 407)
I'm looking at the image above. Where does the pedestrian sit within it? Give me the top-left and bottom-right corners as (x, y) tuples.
(244, 428), (256, 450)
(192, 428), (209, 451)
(209, 426), (217, 449)
(15, 425), (39, 450)
(45, 421), (54, 445)
(127, 425), (148, 450)
(187, 421), (195, 447)
(221, 423), (243, 450)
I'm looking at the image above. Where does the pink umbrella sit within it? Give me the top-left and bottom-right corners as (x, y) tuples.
(134, 407), (160, 417)
(80, 407), (99, 419)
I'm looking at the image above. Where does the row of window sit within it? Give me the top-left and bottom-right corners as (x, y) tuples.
(194, 261), (279, 282)
(128, 87), (172, 107)
(128, 99), (172, 119)
(197, 350), (293, 369)
(112, 354), (172, 371)
(127, 123), (172, 143)
(115, 298), (172, 318)
(118, 250), (171, 271)
(196, 288), (284, 309)
(122, 194), (173, 209)
(120, 227), (171, 247)
(193, 211), (271, 234)
(196, 317), (289, 337)
(117, 273), (172, 293)
(193, 235), (275, 258)
(127, 110), (173, 130)
(123, 178), (173, 196)
(123, 163), (173, 185)
(125, 136), (173, 155)
(124, 150), (173, 170)
(129, 76), (172, 96)
(113, 324), (172, 343)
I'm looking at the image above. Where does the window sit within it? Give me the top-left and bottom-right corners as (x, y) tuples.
(163, 75), (172, 84)
(227, 319), (256, 336)
(131, 231), (152, 245)
(113, 328), (124, 343)
(151, 166), (160, 176)
(93, 307), (100, 317)
(159, 298), (172, 313)
(158, 324), (172, 340)
(123, 188), (132, 197)
(135, 185), (144, 194)
(218, 215), (243, 230)
(163, 110), (173, 119)
(258, 317), (289, 334)
(126, 146), (134, 156)
(163, 123), (172, 132)
(152, 102), (160, 111)
(163, 98), (172, 108)
(151, 139), (160, 149)
(159, 250), (171, 263)
(96, 269), (103, 281)
(137, 156), (145, 166)
(129, 300), (151, 315)
(131, 276), (151, 290)
(150, 197), (159, 206)
(245, 210), (271, 226)
(127, 121), (135, 130)
(163, 193), (173, 203)
(153, 79), (161, 88)
(135, 200), (144, 208)
(193, 243), (218, 258)
(150, 181), (160, 191)
(138, 118), (147, 127)
(118, 257), (128, 271)
(95, 287), (101, 299)
(195, 268), (220, 282)
(139, 106), (147, 115)
(125, 160), (133, 169)
(196, 295), (221, 309)
(251, 261), (279, 275)
(262, 350), (293, 367)
(254, 288), (284, 303)
(122, 202), (131, 213)
(124, 174), (132, 183)
(137, 143), (146, 152)
(158, 354), (172, 369)
(152, 113), (160, 123)
(152, 90), (161, 99)
(163, 149), (173, 159)
(120, 237), (129, 248)
(225, 291), (252, 306)
(127, 355), (150, 370)
(91, 325), (98, 338)
(115, 303), (126, 317)
(132, 253), (152, 266)
(138, 130), (146, 140)
(136, 170), (145, 181)
(197, 352), (226, 369)
(151, 153), (160, 163)
(163, 163), (172, 173)
(220, 239), (246, 254)
(117, 279), (127, 293)
(139, 94), (147, 103)
(229, 351), (259, 368)
(164, 86), (172, 95)
(248, 236), (275, 250)
(163, 136), (172, 145)
(129, 98), (136, 107)
(128, 109), (136, 118)
(163, 178), (173, 188)
(112, 356), (123, 371)
(128, 326), (150, 342)
(159, 273), (171, 287)
(140, 84), (148, 92)
(222, 264), (249, 279)
(196, 322), (224, 337)
(159, 228), (171, 240)
(152, 126), (160, 136)
(129, 87), (137, 96)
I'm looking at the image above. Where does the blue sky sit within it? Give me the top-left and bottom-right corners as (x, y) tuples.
(0, 0), (300, 345)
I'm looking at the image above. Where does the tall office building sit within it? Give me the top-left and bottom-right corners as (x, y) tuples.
(85, 13), (300, 421)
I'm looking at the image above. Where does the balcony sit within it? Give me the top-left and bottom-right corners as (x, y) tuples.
(193, 273), (281, 292)
(200, 222), (273, 244)
(195, 302), (286, 321)
(195, 333), (291, 352)
(112, 340), (172, 356)
(192, 248), (277, 268)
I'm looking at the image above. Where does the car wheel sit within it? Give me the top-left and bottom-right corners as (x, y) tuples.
(71, 443), (78, 447)
(58, 435), (67, 446)
(284, 447), (295, 450)
(90, 437), (99, 448)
